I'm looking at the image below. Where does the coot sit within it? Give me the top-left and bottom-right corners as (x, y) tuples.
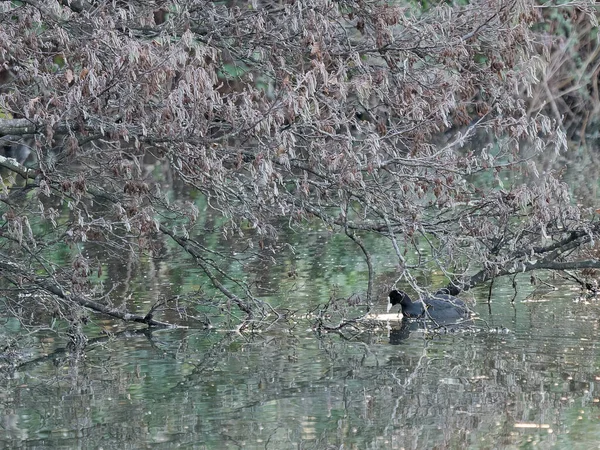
(387, 290), (469, 321)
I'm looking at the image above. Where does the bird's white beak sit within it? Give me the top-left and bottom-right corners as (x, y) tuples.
(387, 298), (393, 313)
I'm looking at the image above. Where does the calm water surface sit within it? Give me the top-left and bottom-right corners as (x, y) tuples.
(3, 272), (600, 449)
(4, 142), (600, 448)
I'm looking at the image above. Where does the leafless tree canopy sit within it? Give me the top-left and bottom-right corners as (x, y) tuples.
(0, 0), (597, 332)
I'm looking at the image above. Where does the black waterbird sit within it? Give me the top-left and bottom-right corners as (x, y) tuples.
(387, 290), (470, 322)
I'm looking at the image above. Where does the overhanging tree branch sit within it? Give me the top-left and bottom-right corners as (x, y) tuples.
(0, 118), (36, 135)
(0, 259), (178, 327)
(159, 225), (258, 318)
(0, 154), (36, 179)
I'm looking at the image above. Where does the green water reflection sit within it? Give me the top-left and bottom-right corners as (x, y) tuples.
(4, 277), (600, 449)
(5, 137), (600, 448)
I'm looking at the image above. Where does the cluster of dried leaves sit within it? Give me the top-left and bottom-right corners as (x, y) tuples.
(0, 0), (597, 329)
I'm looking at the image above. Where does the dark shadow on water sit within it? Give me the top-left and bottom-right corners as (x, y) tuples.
(388, 319), (476, 344)
(389, 321), (415, 344)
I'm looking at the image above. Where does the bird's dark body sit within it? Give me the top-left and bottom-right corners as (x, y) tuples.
(388, 290), (469, 321)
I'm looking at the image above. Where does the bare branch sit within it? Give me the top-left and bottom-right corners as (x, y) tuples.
(0, 259), (179, 327)
(0, 119), (36, 136)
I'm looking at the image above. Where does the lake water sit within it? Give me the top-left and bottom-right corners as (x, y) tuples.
(3, 138), (600, 449)
(2, 236), (600, 450)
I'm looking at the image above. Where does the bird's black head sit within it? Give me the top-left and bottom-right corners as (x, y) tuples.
(387, 290), (410, 312)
